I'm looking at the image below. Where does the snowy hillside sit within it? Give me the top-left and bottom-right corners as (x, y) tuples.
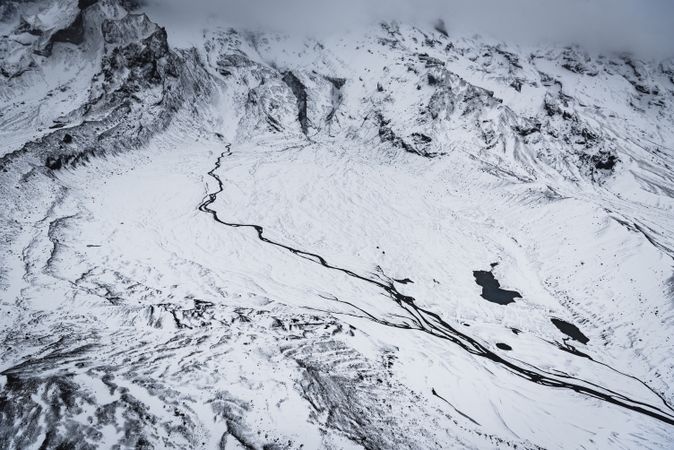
(1, 0), (674, 448)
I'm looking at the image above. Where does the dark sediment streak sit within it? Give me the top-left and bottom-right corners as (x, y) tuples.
(199, 148), (674, 427)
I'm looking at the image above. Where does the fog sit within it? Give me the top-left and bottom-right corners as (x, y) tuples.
(145, 0), (674, 57)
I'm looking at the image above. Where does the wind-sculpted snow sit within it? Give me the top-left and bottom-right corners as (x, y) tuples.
(1, 0), (674, 448)
(200, 147), (674, 426)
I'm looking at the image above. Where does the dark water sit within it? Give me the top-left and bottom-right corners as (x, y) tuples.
(473, 270), (522, 305)
(551, 318), (589, 344)
(198, 150), (674, 427)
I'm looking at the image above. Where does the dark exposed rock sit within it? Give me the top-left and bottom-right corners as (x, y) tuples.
(0, 3), (19, 22)
(561, 47), (598, 76)
(543, 96), (562, 117)
(579, 149), (619, 177)
(101, 13), (158, 45)
(510, 79), (523, 92)
(101, 27), (174, 93)
(634, 83), (651, 94)
(543, 93), (574, 120)
(215, 53), (255, 77)
(376, 113), (436, 158)
(587, 151), (618, 170)
(45, 156), (62, 170)
(562, 62), (584, 74)
(282, 71), (309, 135)
(514, 120), (541, 137)
(620, 55), (657, 94)
(325, 76), (346, 123)
(16, 17), (42, 36)
(580, 127), (598, 144)
(411, 132), (432, 144)
(39, 11), (86, 57)
(427, 72), (442, 86)
(325, 76), (346, 89)
(494, 47), (522, 69)
(1, 2), (213, 173)
(428, 86), (454, 119)
(78, 0), (99, 8)
(418, 53), (444, 68)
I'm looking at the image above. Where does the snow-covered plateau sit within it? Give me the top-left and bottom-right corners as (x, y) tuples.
(1, 0), (674, 448)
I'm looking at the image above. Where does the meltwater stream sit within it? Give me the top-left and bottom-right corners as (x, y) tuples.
(198, 148), (674, 427)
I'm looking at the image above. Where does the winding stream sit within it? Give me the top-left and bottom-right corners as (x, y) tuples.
(198, 148), (674, 427)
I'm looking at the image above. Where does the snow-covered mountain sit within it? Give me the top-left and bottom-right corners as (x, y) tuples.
(1, 0), (674, 448)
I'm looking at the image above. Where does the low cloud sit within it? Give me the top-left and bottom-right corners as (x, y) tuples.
(145, 0), (674, 57)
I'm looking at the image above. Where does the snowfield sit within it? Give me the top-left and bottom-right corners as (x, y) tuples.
(1, 0), (674, 448)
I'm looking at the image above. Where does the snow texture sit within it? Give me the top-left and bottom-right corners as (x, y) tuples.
(1, 0), (674, 448)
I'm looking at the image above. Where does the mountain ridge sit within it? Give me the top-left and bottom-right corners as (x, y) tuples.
(1, 0), (673, 448)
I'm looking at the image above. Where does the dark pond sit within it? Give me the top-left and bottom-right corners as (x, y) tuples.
(473, 269), (522, 305)
(551, 318), (589, 344)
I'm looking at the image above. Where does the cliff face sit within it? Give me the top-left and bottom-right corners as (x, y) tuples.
(1, 0), (213, 173)
(1, 2), (674, 449)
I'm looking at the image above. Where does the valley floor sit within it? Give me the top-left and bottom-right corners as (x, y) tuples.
(2, 123), (673, 448)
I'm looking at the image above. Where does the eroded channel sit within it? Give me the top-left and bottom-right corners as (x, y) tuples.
(198, 148), (674, 427)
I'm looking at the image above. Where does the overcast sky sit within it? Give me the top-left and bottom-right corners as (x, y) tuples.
(146, 0), (674, 57)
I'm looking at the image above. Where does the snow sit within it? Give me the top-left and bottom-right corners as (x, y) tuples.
(1, 0), (673, 448)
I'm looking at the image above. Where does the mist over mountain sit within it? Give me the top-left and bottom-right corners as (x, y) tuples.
(147, 0), (674, 56)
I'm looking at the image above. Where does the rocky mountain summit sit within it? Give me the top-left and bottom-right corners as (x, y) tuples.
(1, 0), (674, 448)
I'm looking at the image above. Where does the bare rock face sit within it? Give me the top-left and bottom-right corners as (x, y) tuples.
(0, 1), (212, 173)
(282, 71), (309, 135)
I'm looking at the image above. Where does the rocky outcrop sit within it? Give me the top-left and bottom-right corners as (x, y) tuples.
(0, 1), (213, 172)
(282, 71), (309, 135)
